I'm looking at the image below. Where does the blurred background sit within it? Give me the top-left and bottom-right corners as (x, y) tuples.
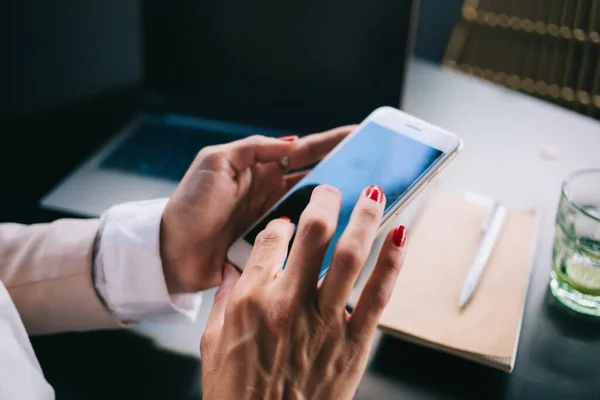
(3, 0), (598, 122)
(443, 0), (600, 120)
(1, 0), (461, 121)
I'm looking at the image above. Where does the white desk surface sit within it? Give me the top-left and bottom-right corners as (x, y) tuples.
(134, 58), (600, 358)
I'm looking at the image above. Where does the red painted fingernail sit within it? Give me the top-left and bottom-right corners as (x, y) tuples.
(365, 185), (384, 203)
(278, 135), (298, 142)
(279, 216), (291, 222)
(393, 225), (407, 247)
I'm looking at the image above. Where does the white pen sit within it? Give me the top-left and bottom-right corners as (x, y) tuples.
(458, 201), (507, 308)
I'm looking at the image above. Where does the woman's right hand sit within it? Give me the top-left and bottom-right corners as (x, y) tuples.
(201, 184), (407, 400)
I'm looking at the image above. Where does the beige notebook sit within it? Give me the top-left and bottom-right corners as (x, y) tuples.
(378, 189), (538, 372)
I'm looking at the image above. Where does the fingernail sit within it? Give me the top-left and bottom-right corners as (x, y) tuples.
(279, 216), (291, 222)
(393, 225), (407, 247)
(278, 135), (298, 142)
(365, 185), (384, 203)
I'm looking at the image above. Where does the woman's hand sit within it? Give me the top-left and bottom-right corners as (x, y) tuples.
(159, 126), (354, 293)
(201, 184), (407, 399)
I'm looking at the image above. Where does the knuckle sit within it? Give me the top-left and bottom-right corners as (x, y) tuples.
(315, 304), (344, 331)
(196, 147), (225, 169)
(226, 295), (244, 313)
(382, 256), (403, 275)
(263, 290), (297, 333)
(229, 291), (263, 315)
(247, 262), (267, 275)
(336, 341), (366, 374)
(357, 205), (379, 223)
(333, 243), (365, 275)
(299, 215), (335, 243)
(267, 300), (294, 332)
(254, 229), (285, 249)
(370, 284), (392, 310)
(245, 134), (267, 146)
(196, 145), (217, 159)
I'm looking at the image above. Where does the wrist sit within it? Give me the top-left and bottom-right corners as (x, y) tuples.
(159, 204), (228, 293)
(159, 216), (187, 294)
(160, 213), (214, 294)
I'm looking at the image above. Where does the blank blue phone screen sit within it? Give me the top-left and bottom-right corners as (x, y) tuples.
(244, 122), (443, 277)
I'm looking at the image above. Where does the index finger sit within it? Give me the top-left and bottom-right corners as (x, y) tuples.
(205, 264), (241, 337)
(288, 125), (356, 170)
(237, 217), (295, 287)
(202, 135), (300, 175)
(279, 184), (342, 297)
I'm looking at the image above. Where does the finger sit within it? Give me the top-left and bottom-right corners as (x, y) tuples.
(287, 125), (355, 170)
(348, 225), (407, 341)
(319, 185), (386, 314)
(237, 217), (295, 287)
(202, 135), (299, 176)
(280, 184), (342, 296)
(205, 264), (241, 334)
(284, 170), (310, 190)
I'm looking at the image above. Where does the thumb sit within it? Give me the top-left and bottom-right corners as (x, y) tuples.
(206, 264), (241, 331)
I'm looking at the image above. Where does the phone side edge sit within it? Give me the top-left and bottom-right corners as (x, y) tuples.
(378, 143), (461, 235)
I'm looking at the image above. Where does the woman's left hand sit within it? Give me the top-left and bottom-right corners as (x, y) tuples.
(159, 126), (355, 293)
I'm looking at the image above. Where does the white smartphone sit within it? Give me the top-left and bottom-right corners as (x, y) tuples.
(227, 106), (463, 277)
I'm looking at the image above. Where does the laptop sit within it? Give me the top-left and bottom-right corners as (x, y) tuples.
(41, 0), (419, 217)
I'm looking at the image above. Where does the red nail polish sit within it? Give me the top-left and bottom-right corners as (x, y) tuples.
(279, 216), (291, 222)
(393, 225), (407, 247)
(365, 185), (384, 203)
(278, 135), (298, 142)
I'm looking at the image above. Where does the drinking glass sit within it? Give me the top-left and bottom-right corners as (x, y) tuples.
(550, 168), (600, 316)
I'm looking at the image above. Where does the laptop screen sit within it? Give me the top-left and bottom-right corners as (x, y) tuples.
(141, 0), (417, 134)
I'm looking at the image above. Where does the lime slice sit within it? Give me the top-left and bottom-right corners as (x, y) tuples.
(565, 255), (600, 293)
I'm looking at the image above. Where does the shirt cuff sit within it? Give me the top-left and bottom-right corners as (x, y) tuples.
(94, 198), (202, 323)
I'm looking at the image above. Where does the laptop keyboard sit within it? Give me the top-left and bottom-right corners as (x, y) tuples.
(100, 119), (247, 181)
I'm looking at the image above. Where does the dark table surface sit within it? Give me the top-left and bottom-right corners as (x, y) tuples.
(4, 61), (600, 399)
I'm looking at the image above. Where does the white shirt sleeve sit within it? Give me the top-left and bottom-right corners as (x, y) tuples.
(93, 198), (202, 323)
(0, 282), (55, 400)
